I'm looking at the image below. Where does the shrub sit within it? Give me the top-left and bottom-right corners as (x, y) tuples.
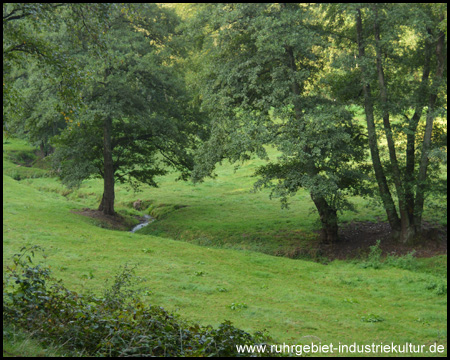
(360, 240), (382, 269)
(360, 241), (421, 272)
(3, 246), (277, 357)
(385, 250), (418, 271)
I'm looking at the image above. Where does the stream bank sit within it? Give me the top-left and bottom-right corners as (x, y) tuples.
(130, 214), (155, 233)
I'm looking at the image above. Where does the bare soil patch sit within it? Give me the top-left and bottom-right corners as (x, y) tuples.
(319, 220), (447, 261)
(72, 208), (139, 231)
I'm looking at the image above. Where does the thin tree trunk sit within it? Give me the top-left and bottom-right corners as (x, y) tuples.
(415, 29), (446, 231)
(373, 5), (414, 243)
(39, 141), (46, 158)
(356, 8), (400, 234)
(98, 115), (115, 215)
(404, 32), (432, 226)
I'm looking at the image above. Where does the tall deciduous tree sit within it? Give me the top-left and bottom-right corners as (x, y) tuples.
(191, 3), (367, 243)
(326, 3), (446, 243)
(53, 4), (199, 215)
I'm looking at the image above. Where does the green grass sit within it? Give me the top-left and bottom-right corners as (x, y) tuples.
(3, 138), (50, 181)
(3, 325), (73, 357)
(6, 137), (445, 259)
(2, 138), (447, 356)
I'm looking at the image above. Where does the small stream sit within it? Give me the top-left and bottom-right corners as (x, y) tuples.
(130, 214), (155, 233)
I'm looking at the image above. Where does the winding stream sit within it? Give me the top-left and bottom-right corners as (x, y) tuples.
(130, 214), (155, 233)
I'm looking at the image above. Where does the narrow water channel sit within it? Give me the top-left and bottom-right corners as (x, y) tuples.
(130, 214), (155, 233)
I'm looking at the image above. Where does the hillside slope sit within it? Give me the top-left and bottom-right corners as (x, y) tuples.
(3, 140), (447, 356)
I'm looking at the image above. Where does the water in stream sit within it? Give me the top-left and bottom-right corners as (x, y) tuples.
(130, 214), (155, 233)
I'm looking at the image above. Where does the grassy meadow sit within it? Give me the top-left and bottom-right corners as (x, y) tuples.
(3, 138), (447, 357)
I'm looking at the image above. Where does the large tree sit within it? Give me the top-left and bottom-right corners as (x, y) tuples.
(52, 4), (199, 215)
(326, 3), (447, 243)
(191, 3), (367, 243)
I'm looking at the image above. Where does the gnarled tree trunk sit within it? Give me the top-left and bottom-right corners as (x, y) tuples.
(311, 193), (338, 244)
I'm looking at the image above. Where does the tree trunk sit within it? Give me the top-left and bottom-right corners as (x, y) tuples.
(39, 141), (46, 158)
(373, 5), (414, 243)
(311, 193), (339, 244)
(355, 8), (401, 234)
(415, 29), (446, 231)
(404, 29), (432, 226)
(98, 115), (115, 215)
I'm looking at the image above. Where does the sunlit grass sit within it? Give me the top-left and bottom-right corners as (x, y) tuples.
(3, 138), (447, 356)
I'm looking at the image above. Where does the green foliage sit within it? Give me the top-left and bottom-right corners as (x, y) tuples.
(385, 251), (418, 271)
(361, 240), (383, 269)
(361, 313), (385, 323)
(3, 246), (276, 357)
(4, 4), (203, 217)
(361, 240), (420, 271)
(324, 3), (447, 241)
(189, 4), (369, 242)
(2, 2), (448, 353)
(229, 303), (248, 311)
(252, 106), (368, 211)
(4, 2), (445, 236)
(3, 3), (112, 127)
(49, 3), (200, 197)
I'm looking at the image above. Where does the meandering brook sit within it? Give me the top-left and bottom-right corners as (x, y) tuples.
(130, 214), (155, 233)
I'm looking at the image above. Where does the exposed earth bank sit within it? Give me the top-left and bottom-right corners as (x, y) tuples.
(74, 208), (447, 261)
(320, 220), (447, 260)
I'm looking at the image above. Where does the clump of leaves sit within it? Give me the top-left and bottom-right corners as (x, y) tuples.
(3, 246), (277, 357)
(229, 303), (248, 310)
(361, 313), (385, 323)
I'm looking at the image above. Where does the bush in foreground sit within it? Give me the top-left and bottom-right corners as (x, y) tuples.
(3, 246), (276, 357)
